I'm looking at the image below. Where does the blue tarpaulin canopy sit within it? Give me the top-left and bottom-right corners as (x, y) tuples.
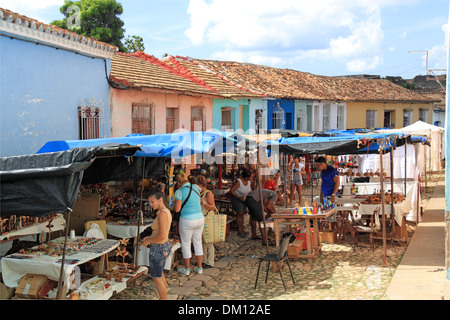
(264, 131), (411, 155)
(1, 131), (244, 218)
(37, 131), (244, 159)
(0, 145), (142, 217)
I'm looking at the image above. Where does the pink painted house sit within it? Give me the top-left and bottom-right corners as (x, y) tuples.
(109, 52), (262, 137)
(109, 52), (221, 137)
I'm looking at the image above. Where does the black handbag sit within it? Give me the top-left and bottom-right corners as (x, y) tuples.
(172, 184), (192, 221)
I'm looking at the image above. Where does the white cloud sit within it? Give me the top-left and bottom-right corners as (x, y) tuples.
(347, 56), (383, 72)
(0, 0), (63, 11)
(185, 0), (414, 73)
(0, 0), (64, 22)
(427, 22), (449, 72)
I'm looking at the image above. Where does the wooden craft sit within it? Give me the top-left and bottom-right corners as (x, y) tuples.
(115, 238), (130, 265)
(361, 192), (405, 205)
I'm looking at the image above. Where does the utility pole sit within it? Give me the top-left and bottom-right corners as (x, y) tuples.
(409, 50), (447, 92)
(442, 3), (450, 298)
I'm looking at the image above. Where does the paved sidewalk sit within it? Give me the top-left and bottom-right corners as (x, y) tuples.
(384, 175), (447, 300)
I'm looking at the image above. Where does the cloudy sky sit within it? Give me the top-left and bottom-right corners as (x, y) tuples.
(1, 0), (448, 78)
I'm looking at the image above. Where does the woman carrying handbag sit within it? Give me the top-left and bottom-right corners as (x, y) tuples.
(173, 173), (204, 275)
(196, 175), (216, 269)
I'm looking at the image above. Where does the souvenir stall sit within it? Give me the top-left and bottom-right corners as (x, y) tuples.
(375, 121), (445, 187)
(0, 144), (146, 299)
(38, 131), (242, 274)
(350, 138), (426, 225)
(2, 131), (242, 300)
(263, 132), (412, 265)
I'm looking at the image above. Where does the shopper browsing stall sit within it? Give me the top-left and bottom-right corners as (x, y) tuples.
(196, 175), (216, 269)
(264, 169), (284, 205)
(230, 169), (253, 237)
(245, 188), (278, 244)
(139, 189), (172, 300)
(289, 156), (306, 205)
(173, 173), (204, 275)
(264, 169), (280, 191)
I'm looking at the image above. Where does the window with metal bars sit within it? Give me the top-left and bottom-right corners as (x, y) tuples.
(132, 102), (155, 135)
(366, 110), (377, 129)
(255, 109), (263, 133)
(78, 98), (104, 140)
(322, 103), (331, 131)
(191, 106), (206, 131)
(272, 103), (284, 130)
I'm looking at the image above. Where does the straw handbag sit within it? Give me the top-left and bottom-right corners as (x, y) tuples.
(203, 208), (227, 243)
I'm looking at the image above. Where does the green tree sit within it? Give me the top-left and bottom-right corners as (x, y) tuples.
(123, 35), (145, 53)
(51, 0), (126, 52)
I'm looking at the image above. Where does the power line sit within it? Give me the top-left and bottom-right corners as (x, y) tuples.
(409, 50), (446, 92)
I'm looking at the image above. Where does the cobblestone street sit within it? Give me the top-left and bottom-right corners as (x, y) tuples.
(111, 175), (444, 301)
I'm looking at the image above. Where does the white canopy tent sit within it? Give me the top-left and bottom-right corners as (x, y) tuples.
(356, 121), (445, 224)
(376, 121), (445, 174)
(356, 143), (422, 223)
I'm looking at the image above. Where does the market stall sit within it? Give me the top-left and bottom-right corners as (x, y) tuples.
(2, 131), (244, 299)
(375, 121), (444, 174)
(262, 131), (412, 264)
(0, 144), (144, 299)
(1, 237), (120, 291)
(37, 131), (243, 246)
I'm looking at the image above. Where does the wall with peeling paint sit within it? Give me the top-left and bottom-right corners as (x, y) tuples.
(110, 88), (213, 137)
(0, 36), (112, 156)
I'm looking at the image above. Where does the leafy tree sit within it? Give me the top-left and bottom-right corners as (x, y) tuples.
(123, 35), (145, 53)
(402, 83), (416, 90)
(51, 0), (126, 52)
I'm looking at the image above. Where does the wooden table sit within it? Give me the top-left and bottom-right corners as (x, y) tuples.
(272, 208), (336, 259)
(335, 207), (358, 248)
(1, 237), (120, 292)
(335, 198), (411, 246)
(72, 265), (148, 300)
(215, 198), (233, 215)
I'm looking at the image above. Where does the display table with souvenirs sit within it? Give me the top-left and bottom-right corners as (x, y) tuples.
(272, 202), (337, 259)
(0, 213), (65, 242)
(358, 192), (411, 226)
(71, 264), (148, 300)
(105, 217), (154, 239)
(336, 191), (411, 244)
(1, 237), (120, 292)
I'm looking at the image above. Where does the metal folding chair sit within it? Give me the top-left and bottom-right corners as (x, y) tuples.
(254, 233), (295, 291)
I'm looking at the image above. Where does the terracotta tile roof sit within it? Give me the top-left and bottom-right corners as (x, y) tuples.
(164, 56), (264, 98)
(0, 7), (118, 54)
(191, 59), (436, 103)
(110, 52), (222, 96)
(329, 77), (438, 102)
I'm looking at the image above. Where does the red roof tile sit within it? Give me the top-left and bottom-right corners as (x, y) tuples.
(110, 52), (221, 96)
(191, 59), (436, 103)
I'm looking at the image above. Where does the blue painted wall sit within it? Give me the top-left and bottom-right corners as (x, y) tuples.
(446, 5), (450, 213)
(267, 99), (295, 130)
(0, 36), (111, 157)
(212, 98), (250, 132)
(445, 4), (449, 265)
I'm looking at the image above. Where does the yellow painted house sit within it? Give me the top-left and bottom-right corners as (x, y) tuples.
(329, 77), (437, 129)
(346, 101), (433, 129)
